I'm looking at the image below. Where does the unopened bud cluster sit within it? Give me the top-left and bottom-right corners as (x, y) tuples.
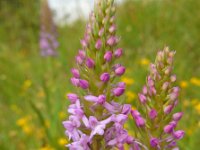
(131, 47), (184, 149)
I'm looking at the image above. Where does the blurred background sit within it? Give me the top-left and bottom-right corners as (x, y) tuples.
(0, 0), (200, 149)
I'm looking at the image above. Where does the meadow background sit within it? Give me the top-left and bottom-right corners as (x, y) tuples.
(0, 0), (200, 149)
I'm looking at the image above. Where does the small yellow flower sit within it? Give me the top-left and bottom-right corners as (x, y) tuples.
(194, 103), (200, 114)
(140, 58), (150, 66)
(190, 77), (200, 86)
(121, 77), (134, 85)
(17, 117), (29, 127)
(59, 111), (66, 120)
(22, 125), (33, 135)
(22, 80), (32, 90)
(126, 91), (136, 102)
(58, 138), (68, 146)
(36, 128), (45, 139)
(179, 81), (188, 88)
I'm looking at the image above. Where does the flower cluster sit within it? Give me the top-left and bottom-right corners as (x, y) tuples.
(63, 0), (137, 149)
(131, 47), (185, 149)
(40, 0), (58, 57)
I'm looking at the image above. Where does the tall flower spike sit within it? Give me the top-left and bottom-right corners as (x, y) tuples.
(131, 47), (184, 149)
(40, 0), (58, 57)
(63, 0), (137, 149)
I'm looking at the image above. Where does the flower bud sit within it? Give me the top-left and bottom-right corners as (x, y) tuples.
(98, 28), (104, 37)
(79, 79), (89, 89)
(107, 36), (118, 46)
(173, 130), (185, 140)
(86, 58), (95, 68)
(142, 85), (148, 95)
(115, 66), (126, 76)
(162, 82), (169, 91)
(164, 105), (173, 114)
(100, 73), (110, 82)
(76, 55), (84, 65)
(97, 95), (106, 104)
(149, 109), (158, 120)
(138, 93), (147, 104)
(150, 138), (159, 147)
(114, 48), (123, 58)
(71, 68), (80, 78)
(113, 87), (125, 97)
(95, 39), (102, 50)
(104, 51), (113, 62)
(173, 112), (183, 121)
(164, 124), (174, 134)
(135, 116), (145, 127)
(71, 78), (80, 87)
(109, 24), (116, 33)
(67, 93), (79, 103)
(170, 75), (177, 82)
(121, 104), (131, 115)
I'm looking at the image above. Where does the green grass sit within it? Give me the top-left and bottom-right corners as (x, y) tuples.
(0, 0), (200, 149)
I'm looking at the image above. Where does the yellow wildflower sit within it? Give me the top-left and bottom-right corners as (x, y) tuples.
(22, 80), (32, 90)
(140, 58), (150, 66)
(59, 111), (66, 120)
(22, 125), (33, 135)
(121, 77), (134, 85)
(194, 103), (200, 114)
(126, 91), (136, 102)
(58, 138), (68, 146)
(190, 77), (200, 86)
(179, 81), (188, 88)
(36, 128), (45, 139)
(17, 117), (29, 127)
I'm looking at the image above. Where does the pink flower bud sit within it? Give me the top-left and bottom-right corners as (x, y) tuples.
(142, 85), (148, 95)
(122, 104), (131, 115)
(162, 82), (169, 91)
(100, 73), (110, 82)
(98, 28), (104, 37)
(79, 79), (89, 89)
(113, 87), (125, 97)
(109, 24), (116, 33)
(95, 39), (102, 50)
(131, 110), (141, 118)
(71, 68), (80, 78)
(104, 51), (113, 62)
(67, 93), (79, 103)
(78, 50), (86, 58)
(170, 75), (177, 82)
(107, 36), (118, 46)
(164, 105), (173, 114)
(135, 116), (145, 127)
(164, 124), (174, 134)
(71, 78), (80, 87)
(115, 66), (126, 76)
(76, 55), (84, 65)
(97, 95), (106, 104)
(138, 93), (147, 104)
(150, 138), (159, 147)
(173, 130), (185, 140)
(114, 48), (123, 58)
(149, 109), (157, 120)
(86, 58), (95, 68)
(173, 112), (183, 121)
